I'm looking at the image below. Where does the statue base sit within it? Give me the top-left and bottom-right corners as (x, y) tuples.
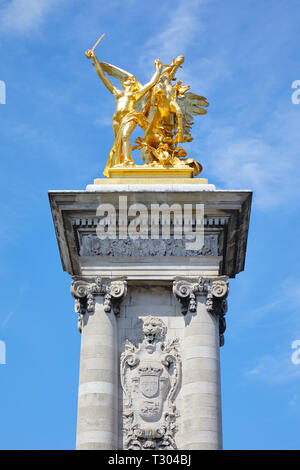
(95, 166), (208, 184)
(107, 166), (194, 179)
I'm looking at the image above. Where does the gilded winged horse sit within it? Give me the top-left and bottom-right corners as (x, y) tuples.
(133, 56), (209, 175)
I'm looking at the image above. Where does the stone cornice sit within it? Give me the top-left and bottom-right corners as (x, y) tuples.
(71, 277), (127, 332)
(49, 189), (252, 278)
(172, 276), (229, 346)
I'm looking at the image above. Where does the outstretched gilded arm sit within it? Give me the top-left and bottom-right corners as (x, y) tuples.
(137, 60), (163, 99)
(162, 56), (184, 80)
(88, 51), (118, 95)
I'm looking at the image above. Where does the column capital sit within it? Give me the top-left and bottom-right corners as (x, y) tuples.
(172, 276), (229, 346)
(71, 276), (127, 332)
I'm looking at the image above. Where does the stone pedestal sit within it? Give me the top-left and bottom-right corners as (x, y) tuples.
(49, 183), (252, 450)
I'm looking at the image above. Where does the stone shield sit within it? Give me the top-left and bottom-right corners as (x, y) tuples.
(140, 375), (159, 398)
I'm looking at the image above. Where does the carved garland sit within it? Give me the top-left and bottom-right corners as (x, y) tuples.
(71, 277), (127, 332)
(173, 277), (229, 346)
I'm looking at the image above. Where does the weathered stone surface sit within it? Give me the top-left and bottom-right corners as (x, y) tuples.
(120, 316), (181, 450)
(180, 301), (223, 450)
(76, 299), (119, 450)
(79, 233), (219, 257)
(48, 184), (252, 451)
(48, 187), (252, 279)
(173, 276), (228, 346)
(71, 277), (127, 332)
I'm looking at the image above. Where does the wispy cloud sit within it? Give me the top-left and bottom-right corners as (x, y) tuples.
(289, 393), (300, 410)
(1, 283), (28, 329)
(230, 276), (300, 336)
(139, 0), (207, 67)
(0, 0), (63, 34)
(138, 2), (300, 212)
(136, 1), (300, 213)
(138, 0), (229, 93)
(246, 354), (300, 385)
(2, 310), (15, 328)
(281, 277), (300, 307)
(202, 104), (300, 210)
(94, 116), (112, 128)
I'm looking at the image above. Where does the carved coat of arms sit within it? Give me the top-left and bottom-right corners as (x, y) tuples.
(120, 316), (182, 450)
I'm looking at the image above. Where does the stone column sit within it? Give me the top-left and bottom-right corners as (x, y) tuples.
(49, 186), (252, 450)
(71, 277), (127, 450)
(173, 277), (228, 450)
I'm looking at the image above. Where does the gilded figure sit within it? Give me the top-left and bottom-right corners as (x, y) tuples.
(85, 35), (209, 177)
(86, 47), (163, 176)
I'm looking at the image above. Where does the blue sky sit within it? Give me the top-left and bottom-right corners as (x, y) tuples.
(0, 0), (300, 450)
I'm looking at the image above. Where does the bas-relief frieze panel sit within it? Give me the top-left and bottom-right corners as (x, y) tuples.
(79, 233), (220, 257)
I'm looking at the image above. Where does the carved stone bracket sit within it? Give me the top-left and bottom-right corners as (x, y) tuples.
(173, 277), (229, 346)
(206, 280), (228, 347)
(71, 277), (127, 332)
(172, 278), (210, 315)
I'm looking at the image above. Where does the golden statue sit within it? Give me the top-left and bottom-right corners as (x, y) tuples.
(86, 35), (209, 179)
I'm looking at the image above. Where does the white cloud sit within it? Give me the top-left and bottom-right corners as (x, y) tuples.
(289, 393), (300, 409)
(246, 354), (300, 385)
(136, 2), (300, 213)
(136, 2), (300, 212)
(2, 310), (15, 328)
(281, 278), (300, 307)
(1, 284), (28, 328)
(94, 116), (112, 128)
(201, 105), (300, 210)
(138, 0), (230, 94)
(229, 275), (300, 336)
(0, 0), (61, 34)
(140, 0), (206, 67)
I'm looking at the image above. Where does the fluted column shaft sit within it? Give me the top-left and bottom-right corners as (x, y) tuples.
(76, 297), (118, 450)
(181, 297), (222, 450)
(173, 276), (228, 450)
(71, 277), (127, 450)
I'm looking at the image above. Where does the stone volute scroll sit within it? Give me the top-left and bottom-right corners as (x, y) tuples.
(120, 316), (182, 450)
(71, 276), (127, 332)
(206, 279), (228, 346)
(173, 277), (229, 346)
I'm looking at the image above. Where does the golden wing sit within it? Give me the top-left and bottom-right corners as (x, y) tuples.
(178, 92), (209, 138)
(99, 62), (142, 88)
